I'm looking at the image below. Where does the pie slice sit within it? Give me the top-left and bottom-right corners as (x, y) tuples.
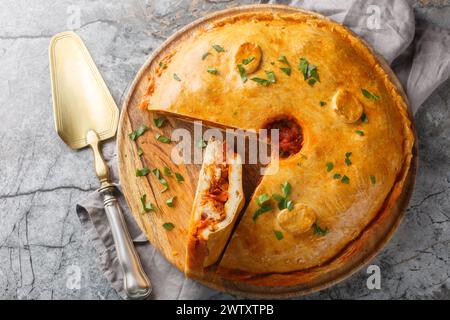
(185, 138), (244, 276)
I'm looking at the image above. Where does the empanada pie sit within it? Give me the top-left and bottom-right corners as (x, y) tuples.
(139, 8), (414, 281)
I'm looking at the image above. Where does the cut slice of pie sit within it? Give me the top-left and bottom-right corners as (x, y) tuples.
(185, 138), (244, 277)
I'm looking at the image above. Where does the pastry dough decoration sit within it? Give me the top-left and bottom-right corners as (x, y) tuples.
(277, 204), (317, 236)
(235, 42), (262, 74)
(332, 89), (364, 123)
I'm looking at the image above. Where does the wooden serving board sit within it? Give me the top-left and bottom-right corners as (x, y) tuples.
(117, 4), (418, 298)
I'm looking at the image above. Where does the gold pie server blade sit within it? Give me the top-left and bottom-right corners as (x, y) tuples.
(49, 31), (151, 299)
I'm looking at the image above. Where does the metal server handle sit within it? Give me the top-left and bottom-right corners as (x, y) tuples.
(101, 186), (152, 300)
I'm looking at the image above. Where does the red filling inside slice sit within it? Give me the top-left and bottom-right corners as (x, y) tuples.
(263, 116), (303, 158)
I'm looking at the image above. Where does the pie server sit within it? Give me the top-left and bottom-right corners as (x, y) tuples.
(49, 31), (151, 299)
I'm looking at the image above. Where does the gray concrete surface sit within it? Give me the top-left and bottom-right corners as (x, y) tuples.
(0, 0), (449, 300)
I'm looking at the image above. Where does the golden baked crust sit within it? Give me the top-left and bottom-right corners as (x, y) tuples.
(141, 10), (414, 276)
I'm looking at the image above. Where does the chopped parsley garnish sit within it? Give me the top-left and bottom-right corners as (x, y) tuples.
(273, 197), (292, 211)
(153, 168), (169, 192)
(166, 197), (175, 208)
(309, 67), (320, 82)
(273, 182), (294, 211)
(320, 101), (327, 107)
(137, 147), (144, 156)
(207, 68), (218, 75)
(298, 57), (320, 86)
(278, 55), (290, 65)
(253, 190), (280, 221)
(140, 194), (155, 213)
(256, 193), (271, 206)
(361, 89), (380, 101)
(286, 200), (295, 211)
(152, 168), (162, 179)
(250, 77), (270, 86)
(313, 222), (329, 236)
(370, 175), (376, 185)
(250, 70), (276, 86)
(281, 182), (292, 198)
(253, 204), (274, 221)
(156, 133), (171, 144)
(160, 181), (169, 192)
(173, 73), (181, 81)
(280, 67), (291, 76)
(242, 56), (255, 65)
(163, 166), (172, 176)
(266, 71), (276, 83)
(355, 130), (365, 136)
(341, 175), (350, 184)
(196, 139), (207, 149)
(272, 194), (284, 202)
(237, 64), (247, 82)
(361, 112), (368, 123)
(274, 230), (284, 240)
(162, 222), (175, 231)
(129, 124), (148, 141)
(345, 152), (352, 166)
(175, 172), (184, 183)
(298, 58), (308, 76)
(202, 52), (211, 60)
(212, 44), (224, 52)
(307, 79), (317, 86)
(136, 167), (150, 177)
(153, 117), (166, 128)
(332, 173), (349, 184)
(158, 61), (167, 69)
(326, 162), (334, 172)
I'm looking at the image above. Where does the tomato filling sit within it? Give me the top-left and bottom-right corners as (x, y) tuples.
(208, 164), (229, 205)
(263, 117), (302, 158)
(198, 162), (230, 232)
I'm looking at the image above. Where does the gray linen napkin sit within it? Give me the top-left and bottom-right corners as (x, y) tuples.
(76, 0), (450, 299)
